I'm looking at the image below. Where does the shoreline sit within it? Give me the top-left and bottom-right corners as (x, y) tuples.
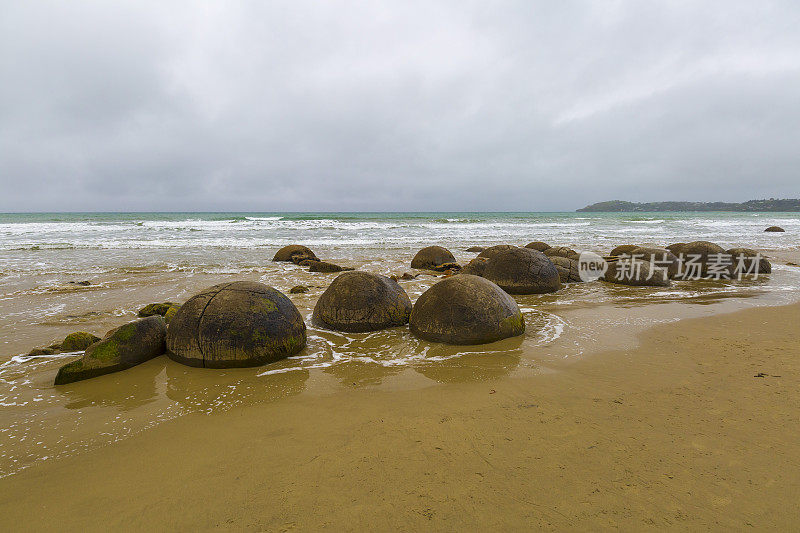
(2, 301), (800, 530)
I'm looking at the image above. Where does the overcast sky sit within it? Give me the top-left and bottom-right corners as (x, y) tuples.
(1, 1), (799, 212)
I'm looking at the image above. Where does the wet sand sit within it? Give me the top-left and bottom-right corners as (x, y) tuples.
(2, 301), (799, 530)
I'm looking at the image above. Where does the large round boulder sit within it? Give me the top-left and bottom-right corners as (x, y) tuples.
(273, 245), (318, 262)
(166, 281), (306, 368)
(665, 243), (687, 256)
(461, 257), (489, 277)
(477, 244), (515, 260)
(603, 259), (670, 287)
(312, 271), (412, 332)
(543, 246), (580, 260)
(727, 248), (772, 274)
(525, 241), (551, 252)
(549, 256), (582, 283)
(410, 246), (456, 271)
(409, 275), (525, 345)
(679, 241), (727, 278)
(483, 247), (561, 294)
(629, 246), (680, 278)
(609, 244), (638, 257)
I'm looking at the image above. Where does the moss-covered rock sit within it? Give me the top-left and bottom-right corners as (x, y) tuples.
(409, 275), (525, 345)
(54, 316), (166, 385)
(61, 331), (101, 352)
(137, 302), (176, 318)
(289, 285), (310, 294)
(163, 305), (180, 323)
(166, 281), (306, 368)
(525, 241), (551, 252)
(273, 245), (318, 262)
(411, 246), (456, 270)
(483, 247), (561, 294)
(313, 271), (412, 332)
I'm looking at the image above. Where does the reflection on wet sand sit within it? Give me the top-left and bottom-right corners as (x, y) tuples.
(61, 357), (165, 411)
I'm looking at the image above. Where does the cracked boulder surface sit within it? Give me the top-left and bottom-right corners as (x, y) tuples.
(55, 316), (166, 385)
(409, 274), (525, 345)
(166, 281), (306, 368)
(312, 271), (412, 333)
(272, 245), (318, 262)
(549, 256), (583, 283)
(410, 246), (456, 270)
(483, 246), (561, 294)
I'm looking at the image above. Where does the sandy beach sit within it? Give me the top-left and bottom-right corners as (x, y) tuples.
(1, 299), (799, 530)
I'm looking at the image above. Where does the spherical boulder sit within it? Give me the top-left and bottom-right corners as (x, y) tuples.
(312, 271), (412, 332)
(273, 245), (318, 262)
(166, 281), (306, 368)
(629, 246), (680, 278)
(665, 243), (687, 256)
(609, 245), (638, 257)
(543, 246), (579, 260)
(409, 275), (525, 345)
(525, 241), (551, 252)
(483, 247), (561, 294)
(411, 246), (456, 270)
(477, 244), (515, 260)
(765, 226), (785, 232)
(461, 256), (489, 277)
(679, 241), (727, 278)
(549, 256), (582, 283)
(603, 259), (670, 287)
(727, 248), (772, 274)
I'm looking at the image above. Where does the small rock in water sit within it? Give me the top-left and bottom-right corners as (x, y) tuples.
(68, 280), (92, 286)
(466, 246), (485, 253)
(524, 241), (551, 252)
(273, 245), (318, 262)
(400, 272), (416, 280)
(290, 285), (310, 294)
(411, 246), (457, 270)
(61, 331), (100, 352)
(308, 260), (353, 273)
(28, 347), (58, 357)
(764, 226), (785, 232)
(138, 302), (177, 318)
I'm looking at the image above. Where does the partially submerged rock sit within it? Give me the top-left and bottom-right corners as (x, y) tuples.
(409, 275), (525, 345)
(609, 245), (638, 257)
(289, 285), (310, 294)
(525, 241), (551, 252)
(466, 246), (485, 253)
(273, 245), (319, 262)
(308, 260), (354, 273)
(461, 257), (489, 277)
(543, 246), (580, 260)
(411, 246), (456, 270)
(54, 317), (166, 385)
(138, 302), (177, 318)
(166, 281), (306, 368)
(678, 241), (727, 278)
(61, 331), (101, 352)
(629, 246), (680, 278)
(483, 247), (561, 294)
(549, 256), (582, 283)
(312, 271), (412, 332)
(665, 243), (687, 256)
(765, 226), (785, 232)
(603, 258), (670, 287)
(727, 248), (772, 274)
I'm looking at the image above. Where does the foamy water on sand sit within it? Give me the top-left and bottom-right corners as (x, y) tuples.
(1, 211), (800, 477)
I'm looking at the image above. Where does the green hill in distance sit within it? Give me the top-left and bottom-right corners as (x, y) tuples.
(577, 199), (800, 212)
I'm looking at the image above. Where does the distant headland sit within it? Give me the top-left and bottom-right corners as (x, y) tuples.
(577, 199), (800, 212)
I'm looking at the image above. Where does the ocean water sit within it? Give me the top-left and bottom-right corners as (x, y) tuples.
(1, 211), (800, 477)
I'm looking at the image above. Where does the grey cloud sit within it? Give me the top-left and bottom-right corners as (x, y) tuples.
(1, 1), (799, 211)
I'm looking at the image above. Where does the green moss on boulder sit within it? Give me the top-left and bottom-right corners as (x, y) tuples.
(61, 331), (101, 352)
